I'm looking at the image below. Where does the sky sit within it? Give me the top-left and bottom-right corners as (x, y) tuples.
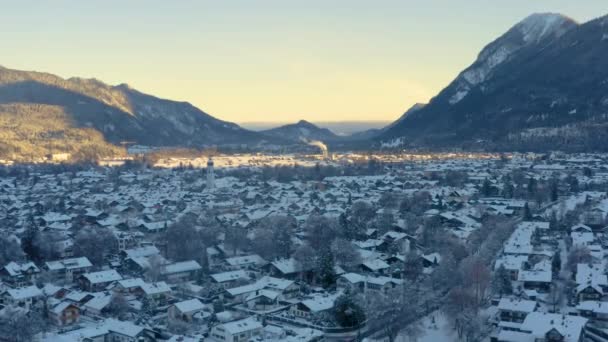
(0, 1), (605, 124)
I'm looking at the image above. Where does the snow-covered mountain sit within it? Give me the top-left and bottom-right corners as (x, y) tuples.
(381, 13), (608, 151)
(0, 66), (269, 150)
(448, 13), (577, 106)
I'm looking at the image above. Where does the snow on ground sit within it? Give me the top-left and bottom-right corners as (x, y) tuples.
(413, 311), (456, 342)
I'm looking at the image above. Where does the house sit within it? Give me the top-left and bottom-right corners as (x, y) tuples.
(168, 299), (209, 323)
(517, 260), (552, 292)
(114, 278), (146, 294)
(140, 281), (172, 305)
(0, 285), (43, 310)
(575, 282), (603, 302)
(337, 273), (366, 293)
(48, 300), (80, 326)
(209, 317), (263, 342)
(0, 262), (40, 287)
(365, 276), (404, 295)
(268, 258), (311, 280)
(244, 289), (280, 312)
(421, 253), (442, 268)
(83, 292), (113, 316)
(225, 254), (267, 270)
(497, 298), (537, 323)
(576, 300), (608, 321)
(79, 270), (123, 291)
(210, 270), (251, 289)
(161, 260), (201, 283)
(45, 257), (93, 283)
(225, 276), (298, 304)
(360, 259), (390, 275)
(48, 318), (157, 342)
(494, 255), (528, 280)
(289, 293), (339, 319)
(519, 312), (588, 342)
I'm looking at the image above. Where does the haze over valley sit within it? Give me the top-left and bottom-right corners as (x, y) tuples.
(1, 2), (608, 342)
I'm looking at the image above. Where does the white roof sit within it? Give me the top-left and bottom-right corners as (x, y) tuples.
(226, 276), (294, 297)
(339, 273), (366, 284)
(174, 298), (205, 314)
(117, 278), (145, 289)
(83, 270), (123, 284)
(521, 312), (587, 341)
(161, 260), (201, 275)
(301, 293), (339, 312)
(124, 245), (160, 259)
(362, 259), (389, 271)
(498, 298), (537, 313)
(225, 254), (266, 266)
(576, 263), (608, 286)
(221, 317), (262, 335)
(84, 292), (112, 311)
(210, 270), (249, 283)
(46, 257), (92, 271)
(3, 261), (39, 276)
(577, 300), (608, 314)
(6, 285), (43, 300)
(140, 281), (171, 295)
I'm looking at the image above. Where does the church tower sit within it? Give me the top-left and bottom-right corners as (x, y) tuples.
(206, 157), (215, 190)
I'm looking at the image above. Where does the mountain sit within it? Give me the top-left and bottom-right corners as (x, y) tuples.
(261, 120), (340, 143)
(380, 13), (608, 151)
(383, 103), (426, 131)
(0, 66), (269, 160)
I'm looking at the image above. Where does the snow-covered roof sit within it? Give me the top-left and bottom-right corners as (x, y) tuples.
(5, 285), (43, 300)
(46, 257), (92, 271)
(498, 298), (537, 313)
(521, 312), (587, 341)
(83, 270), (123, 284)
(221, 317), (262, 335)
(161, 260), (202, 275)
(174, 298), (205, 314)
(300, 293), (339, 312)
(210, 270), (250, 283)
(140, 281), (171, 295)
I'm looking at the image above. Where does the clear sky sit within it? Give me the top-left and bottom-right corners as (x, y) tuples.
(0, 1), (605, 124)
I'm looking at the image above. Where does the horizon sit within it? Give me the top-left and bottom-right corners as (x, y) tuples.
(1, 1), (605, 124)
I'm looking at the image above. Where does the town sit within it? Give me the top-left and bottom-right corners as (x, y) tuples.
(1, 151), (608, 342)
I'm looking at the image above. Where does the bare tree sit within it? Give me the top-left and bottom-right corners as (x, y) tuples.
(73, 226), (118, 266)
(459, 256), (490, 306)
(567, 246), (592, 273)
(0, 235), (24, 266)
(331, 238), (361, 269)
(366, 285), (422, 342)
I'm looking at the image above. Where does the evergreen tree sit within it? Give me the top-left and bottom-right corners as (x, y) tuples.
(523, 202), (532, 220)
(21, 215), (40, 262)
(502, 179), (514, 198)
(549, 211), (559, 231)
(527, 177), (538, 197)
(491, 265), (513, 296)
(481, 178), (493, 197)
(333, 289), (366, 328)
(552, 251), (561, 274)
(550, 180), (559, 202)
(317, 247), (336, 289)
(568, 175), (580, 193)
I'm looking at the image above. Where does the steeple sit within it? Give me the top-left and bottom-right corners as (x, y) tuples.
(206, 157), (215, 190)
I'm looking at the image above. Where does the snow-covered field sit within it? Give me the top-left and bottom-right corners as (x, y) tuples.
(416, 312), (456, 342)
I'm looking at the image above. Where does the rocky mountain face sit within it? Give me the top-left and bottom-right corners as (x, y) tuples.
(380, 13), (608, 151)
(0, 66), (268, 156)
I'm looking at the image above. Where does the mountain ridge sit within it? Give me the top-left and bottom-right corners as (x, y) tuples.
(379, 12), (608, 152)
(0, 66), (275, 159)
